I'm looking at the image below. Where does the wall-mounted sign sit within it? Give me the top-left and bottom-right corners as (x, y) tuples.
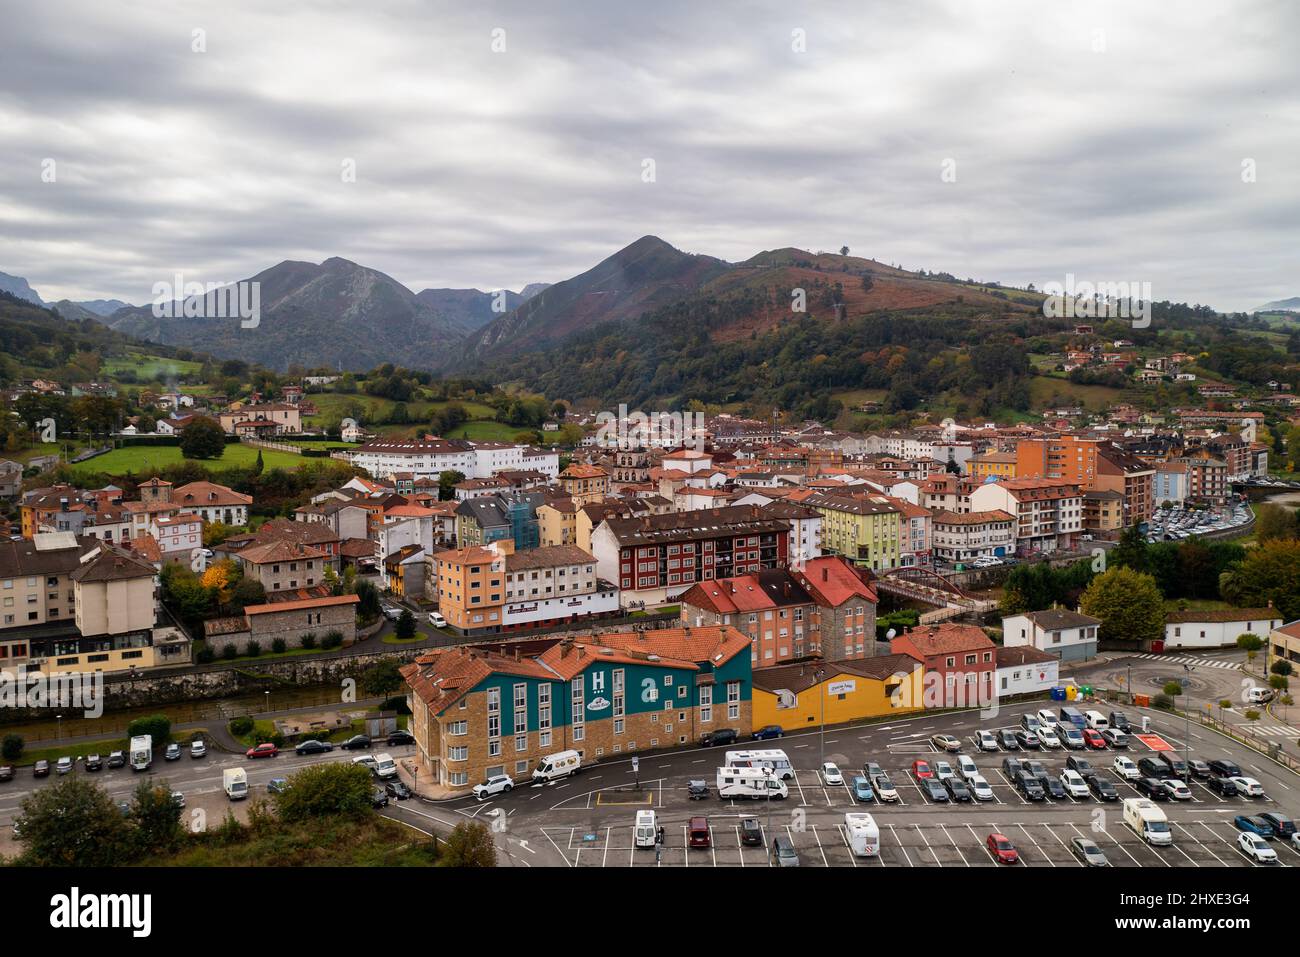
(587, 696), (610, 712)
(828, 679), (856, 695)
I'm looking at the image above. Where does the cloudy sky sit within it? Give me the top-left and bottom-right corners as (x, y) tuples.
(1, 0), (1295, 311)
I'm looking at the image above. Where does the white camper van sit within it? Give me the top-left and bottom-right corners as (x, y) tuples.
(1123, 798), (1171, 846)
(844, 812), (880, 857)
(532, 750), (582, 783)
(130, 735), (153, 772)
(716, 766), (789, 800)
(635, 810), (657, 848)
(223, 767), (249, 801)
(722, 749), (794, 780)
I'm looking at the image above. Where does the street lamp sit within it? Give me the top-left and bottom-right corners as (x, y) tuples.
(763, 766), (773, 858)
(1182, 664), (1194, 783)
(815, 667), (827, 769)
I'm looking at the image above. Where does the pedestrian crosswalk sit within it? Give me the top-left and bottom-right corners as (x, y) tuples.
(1240, 723), (1297, 740)
(1127, 653), (1240, 671)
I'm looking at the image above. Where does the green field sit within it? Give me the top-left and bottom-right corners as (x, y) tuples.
(1027, 374), (1133, 411)
(101, 352), (204, 381)
(70, 443), (310, 478)
(446, 420), (530, 441)
(303, 393), (496, 426)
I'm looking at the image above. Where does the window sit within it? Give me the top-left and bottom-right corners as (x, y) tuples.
(448, 746), (468, 762)
(700, 685), (712, 723)
(727, 680), (740, 720)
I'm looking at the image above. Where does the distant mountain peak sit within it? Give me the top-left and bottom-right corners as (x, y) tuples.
(0, 271), (46, 307)
(1257, 296), (1300, 313)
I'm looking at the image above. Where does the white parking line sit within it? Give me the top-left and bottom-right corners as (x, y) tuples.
(940, 823), (970, 867)
(888, 823), (914, 867)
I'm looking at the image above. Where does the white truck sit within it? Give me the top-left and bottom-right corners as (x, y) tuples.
(716, 766), (788, 800)
(844, 812), (881, 857)
(223, 768), (249, 801)
(372, 753), (398, 779)
(129, 735), (153, 772)
(1123, 797), (1172, 846)
(532, 750), (582, 783)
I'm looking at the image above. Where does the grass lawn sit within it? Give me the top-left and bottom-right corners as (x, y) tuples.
(1162, 598), (1232, 612)
(11, 443), (65, 464)
(154, 813), (441, 867)
(70, 442), (309, 478)
(1027, 374), (1134, 411)
(303, 393), (496, 427)
(382, 631), (430, 645)
(101, 353), (204, 381)
(446, 420), (528, 441)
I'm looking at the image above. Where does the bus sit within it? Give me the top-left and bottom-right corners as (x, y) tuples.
(723, 749), (794, 780)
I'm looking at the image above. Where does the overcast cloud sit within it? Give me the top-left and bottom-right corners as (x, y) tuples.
(0, 0), (1296, 311)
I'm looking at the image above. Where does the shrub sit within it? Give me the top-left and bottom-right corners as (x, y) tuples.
(1272, 660), (1293, 677)
(2, 733), (23, 762)
(196, 646), (216, 664)
(229, 716), (254, 736)
(271, 638), (287, 654)
(301, 632), (317, 649)
(222, 644), (238, 660)
(245, 640), (261, 658)
(126, 714), (172, 743)
(1152, 693), (1173, 710)
(322, 631), (344, 650)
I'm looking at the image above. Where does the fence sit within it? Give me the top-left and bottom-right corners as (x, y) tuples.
(1197, 710), (1300, 775)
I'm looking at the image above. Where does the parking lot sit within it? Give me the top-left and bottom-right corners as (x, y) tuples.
(451, 702), (1300, 868)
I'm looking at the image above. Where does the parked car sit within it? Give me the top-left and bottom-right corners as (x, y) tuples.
(1071, 838), (1110, 866)
(1234, 815), (1274, 839)
(740, 817), (764, 846)
(946, 777), (972, 802)
(1230, 776), (1265, 798)
(871, 773), (899, 802)
(84, 754), (103, 772)
(771, 835), (799, 867)
(1239, 831), (1277, 863)
(987, 832), (1019, 864)
(1057, 725), (1085, 749)
(340, 735), (372, 751)
(931, 734), (962, 753)
(1205, 775), (1239, 798)
(1102, 729), (1129, 749)
(957, 754), (979, 781)
(0, 766), (13, 782)
(1135, 777), (1171, 801)
(975, 730), (999, 751)
(33, 760), (49, 778)
(851, 776), (874, 803)
(1088, 775), (1119, 801)
(55, 756), (73, 775)
(1038, 773), (1067, 800)
(1208, 759), (1243, 779)
(190, 740), (207, 759)
(1036, 709), (1059, 728)
(1112, 756), (1140, 780)
(998, 729), (1020, 750)
(1014, 729), (1041, 750)
(371, 788), (390, 809)
(386, 730), (415, 746)
(164, 743), (182, 761)
(911, 759), (934, 779)
(170, 791), (185, 809)
(107, 751), (126, 769)
(752, 725), (785, 740)
(1138, 757), (1173, 779)
(267, 778), (289, 795)
(1082, 729), (1107, 750)
(821, 762), (844, 786)
(1260, 812), (1296, 838)
(688, 816), (711, 849)
(1016, 770), (1045, 801)
(385, 780), (412, 800)
(700, 728), (739, 748)
(933, 760), (955, 783)
(921, 778), (949, 802)
(1060, 770), (1090, 799)
(1065, 755), (1097, 780)
(295, 739), (334, 755)
(1161, 779), (1192, 801)
(382, 604), (402, 621)
(687, 779), (710, 800)
(1002, 757), (1025, 779)
(1037, 727), (1061, 749)
(245, 743), (278, 759)
(428, 611), (447, 628)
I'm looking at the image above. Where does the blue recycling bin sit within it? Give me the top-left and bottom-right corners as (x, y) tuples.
(1050, 686), (1067, 701)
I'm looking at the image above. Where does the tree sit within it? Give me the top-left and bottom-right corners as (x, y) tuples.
(361, 659), (405, 697)
(273, 762), (374, 822)
(130, 780), (184, 854)
(395, 609), (416, 641)
(1272, 659), (1294, 676)
(839, 246), (850, 257)
(1254, 503), (1298, 542)
(14, 778), (134, 866)
(1079, 567), (1165, 645)
(253, 448), (265, 475)
(1220, 540), (1300, 620)
(438, 470), (465, 501)
(1162, 680), (1184, 700)
(1237, 632), (1264, 654)
(179, 415), (226, 460)
(1108, 525), (1150, 574)
(126, 714), (172, 742)
(2, 733), (22, 761)
(437, 820), (497, 867)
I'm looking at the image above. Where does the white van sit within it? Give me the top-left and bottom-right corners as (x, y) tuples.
(723, 749), (794, 780)
(223, 768), (248, 801)
(844, 812), (880, 857)
(1084, 710), (1109, 732)
(532, 750), (582, 783)
(635, 810), (657, 848)
(957, 754), (980, 783)
(372, 752), (398, 779)
(1123, 798), (1172, 846)
(1246, 686), (1274, 704)
(716, 766), (789, 800)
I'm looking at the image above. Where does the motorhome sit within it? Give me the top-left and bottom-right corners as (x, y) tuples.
(722, 749), (794, 781)
(223, 767), (249, 801)
(532, 750), (582, 783)
(129, 735), (153, 772)
(844, 812), (880, 857)
(715, 766), (789, 800)
(1123, 798), (1172, 846)
(635, 810), (657, 848)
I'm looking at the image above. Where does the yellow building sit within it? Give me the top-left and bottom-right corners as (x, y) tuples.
(559, 463), (610, 506)
(750, 655), (924, 732)
(806, 493), (903, 572)
(537, 498), (578, 546)
(966, 450), (1018, 481)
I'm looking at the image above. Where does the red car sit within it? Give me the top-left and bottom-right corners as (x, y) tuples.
(246, 743), (278, 759)
(987, 832), (1019, 864)
(1082, 729), (1107, 749)
(912, 759), (933, 779)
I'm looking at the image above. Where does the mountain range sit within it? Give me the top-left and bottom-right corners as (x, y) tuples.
(1257, 297), (1300, 313)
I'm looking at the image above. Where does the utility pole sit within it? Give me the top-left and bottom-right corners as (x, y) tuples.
(1182, 664), (1194, 783)
(816, 666), (827, 769)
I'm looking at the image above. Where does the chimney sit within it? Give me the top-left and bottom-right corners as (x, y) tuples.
(822, 567), (828, 582)
(575, 644), (585, 658)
